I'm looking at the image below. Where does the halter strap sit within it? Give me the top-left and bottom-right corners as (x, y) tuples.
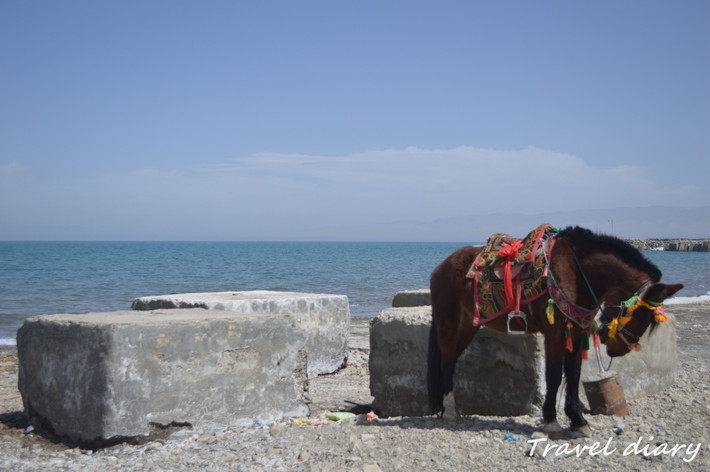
(570, 247), (604, 315)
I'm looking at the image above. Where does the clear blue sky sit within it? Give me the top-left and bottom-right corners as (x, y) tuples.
(1, 1), (708, 240)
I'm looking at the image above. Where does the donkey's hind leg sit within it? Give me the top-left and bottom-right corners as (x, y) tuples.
(429, 245), (481, 423)
(436, 309), (479, 423)
(427, 318), (461, 421)
(440, 362), (458, 424)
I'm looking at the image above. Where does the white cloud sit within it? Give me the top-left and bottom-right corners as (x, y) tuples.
(217, 146), (700, 214)
(0, 147), (705, 240)
(0, 161), (25, 177)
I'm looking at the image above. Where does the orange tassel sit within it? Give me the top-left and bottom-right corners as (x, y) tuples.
(565, 322), (574, 352)
(593, 329), (600, 348)
(581, 349), (588, 360)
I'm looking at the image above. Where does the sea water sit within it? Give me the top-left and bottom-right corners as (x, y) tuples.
(1, 242), (708, 346)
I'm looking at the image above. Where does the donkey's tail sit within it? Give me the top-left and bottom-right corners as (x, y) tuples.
(427, 321), (444, 415)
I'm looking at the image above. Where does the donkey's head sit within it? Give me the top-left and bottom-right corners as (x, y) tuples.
(599, 282), (683, 357)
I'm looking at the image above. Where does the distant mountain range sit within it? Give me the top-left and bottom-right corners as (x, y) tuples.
(328, 206), (710, 242)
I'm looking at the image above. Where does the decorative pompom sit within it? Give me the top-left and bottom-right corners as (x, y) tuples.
(607, 318), (619, 340)
(546, 299), (555, 325)
(565, 322), (574, 352)
(654, 309), (668, 323)
(581, 330), (590, 351)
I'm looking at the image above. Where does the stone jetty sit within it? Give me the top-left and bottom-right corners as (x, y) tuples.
(624, 238), (710, 252)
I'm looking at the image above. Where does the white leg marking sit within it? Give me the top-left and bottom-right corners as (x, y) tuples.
(442, 392), (458, 423)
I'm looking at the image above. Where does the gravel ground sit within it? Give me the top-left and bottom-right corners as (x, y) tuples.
(1, 303), (708, 471)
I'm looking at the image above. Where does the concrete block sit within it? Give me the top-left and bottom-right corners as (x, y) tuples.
(369, 307), (432, 417)
(369, 307), (544, 417)
(132, 291), (349, 376)
(392, 289), (431, 307)
(17, 309), (309, 444)
(454, 328), (545, 417)
(582, 312), (678, 399)
(370, 306), (678, 418)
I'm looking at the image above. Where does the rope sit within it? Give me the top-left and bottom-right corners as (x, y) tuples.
(593, 322), (613, 372)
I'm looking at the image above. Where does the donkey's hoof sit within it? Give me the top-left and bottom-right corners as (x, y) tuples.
(542, 421), (562, 433)
(442, 410), (459, 424)
(571, 424), (592, 438)
(542, 421), (564, 440)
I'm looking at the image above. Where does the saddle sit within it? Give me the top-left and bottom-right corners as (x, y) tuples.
(468, 224), (553, 327)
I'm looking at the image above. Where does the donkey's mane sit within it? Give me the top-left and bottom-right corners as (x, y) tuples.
(559, 226), (662, 282)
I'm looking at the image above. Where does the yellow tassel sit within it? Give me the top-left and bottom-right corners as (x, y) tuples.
(546, 299), (555, 325)
(607, 318), (619, 340)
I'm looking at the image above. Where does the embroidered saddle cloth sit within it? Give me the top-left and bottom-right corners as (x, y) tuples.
(468, 224), (553, 326)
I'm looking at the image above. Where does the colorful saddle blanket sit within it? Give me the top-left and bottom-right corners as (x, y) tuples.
(468, 224), (554, 326)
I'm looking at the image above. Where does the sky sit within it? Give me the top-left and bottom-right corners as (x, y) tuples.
(1, 1), (708, 241)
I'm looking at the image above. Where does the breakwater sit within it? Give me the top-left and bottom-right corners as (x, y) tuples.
(625, 238), (710, 252)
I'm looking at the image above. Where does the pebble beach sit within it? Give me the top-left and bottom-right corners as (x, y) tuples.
(1, 302), (708, 471)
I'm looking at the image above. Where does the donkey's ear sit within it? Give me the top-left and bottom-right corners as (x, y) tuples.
(657, 283), (684, 301)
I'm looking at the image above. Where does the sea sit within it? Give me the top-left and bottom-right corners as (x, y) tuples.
(1, 241), (709, 346)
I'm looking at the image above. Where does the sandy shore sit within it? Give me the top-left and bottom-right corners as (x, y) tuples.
(1, 303), (709, 471)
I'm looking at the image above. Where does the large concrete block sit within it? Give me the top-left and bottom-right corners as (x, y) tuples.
(131, 291), (349, 376)
(17, 309), (310, 444)
(369, 308), (432, 417)
(370, 306), (678, 418)
(369, 307), (544, 417)
(392, 289), (431, 308)
(454, 327), (545, 416)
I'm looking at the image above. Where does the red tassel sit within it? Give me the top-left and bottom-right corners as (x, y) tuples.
(593, 329), (600, 348)
(565, 322), (574, 352)
(498, 240), (523, 310)
(581, 349), (588, 360)
(503, 261), (515, 308)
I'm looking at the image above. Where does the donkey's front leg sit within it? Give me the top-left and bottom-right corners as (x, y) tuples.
(564, 350), (591, 436)
(542, 357), (563, 434)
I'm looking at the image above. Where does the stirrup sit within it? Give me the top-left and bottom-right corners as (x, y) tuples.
(507, 312), (528, 335)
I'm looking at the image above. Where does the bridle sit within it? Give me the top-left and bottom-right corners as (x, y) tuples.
(599, 285), (667, 352)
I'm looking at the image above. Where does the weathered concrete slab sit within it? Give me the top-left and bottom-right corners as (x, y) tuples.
(392, 289), (431, 308)
(132, 291), (349, 376)
(369, 307), (544, 417)
(17, 309), (309, 444)
(369, 306), (677, 417)
(582, 312), (678, 399)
